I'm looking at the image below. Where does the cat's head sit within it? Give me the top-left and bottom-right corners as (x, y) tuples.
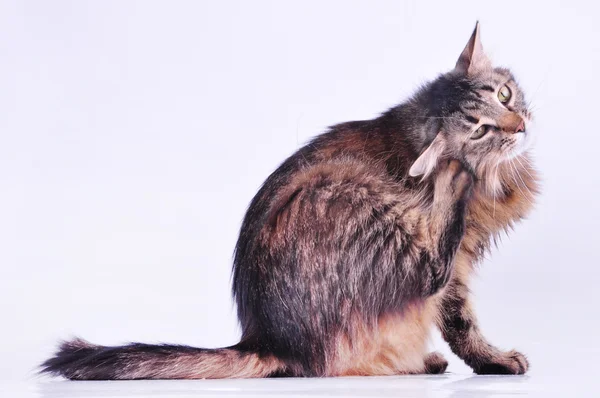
(409, 22), (532, 192)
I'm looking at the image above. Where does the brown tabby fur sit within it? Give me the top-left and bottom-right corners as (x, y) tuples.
(438, 158), (538, 375)
(41, 23), (539, 380)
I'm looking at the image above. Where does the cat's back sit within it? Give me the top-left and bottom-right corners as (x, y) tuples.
(230, 118), (439, 376)
(236, 117), (415, 240)
(231, 118), (421, 338)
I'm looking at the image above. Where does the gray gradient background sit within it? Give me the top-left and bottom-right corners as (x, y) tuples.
(1, 0), (599, 396)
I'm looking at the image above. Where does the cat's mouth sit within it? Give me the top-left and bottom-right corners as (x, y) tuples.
(507, 130), (532, 159)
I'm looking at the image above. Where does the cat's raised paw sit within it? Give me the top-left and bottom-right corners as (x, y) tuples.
(474, 350), (529, 375)
(436, 159), (474, 200)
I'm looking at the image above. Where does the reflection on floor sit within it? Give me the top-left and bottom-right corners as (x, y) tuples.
(5, 373), (584, 398)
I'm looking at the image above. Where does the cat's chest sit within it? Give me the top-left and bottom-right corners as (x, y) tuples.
(460, 190), (531, 268)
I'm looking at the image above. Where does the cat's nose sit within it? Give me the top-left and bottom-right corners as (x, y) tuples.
(515, 119), (526, 134)
(499, 113), (526, 134)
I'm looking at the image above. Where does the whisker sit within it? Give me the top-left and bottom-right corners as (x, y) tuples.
(509, 159), (535, 207)
(413, 116), (466, 120)
(520, 155), (536, 167)
(514, 156), (534, 180)
(527, 77), (547, 109)
(492, 157), (501, 219)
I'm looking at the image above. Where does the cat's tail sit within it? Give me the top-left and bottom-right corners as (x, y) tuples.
(40, 338), (285, 380)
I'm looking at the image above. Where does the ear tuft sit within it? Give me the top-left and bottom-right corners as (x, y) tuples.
(455, 21), (491, 75)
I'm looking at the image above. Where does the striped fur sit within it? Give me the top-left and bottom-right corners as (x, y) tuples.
(42, 23), (538, 379)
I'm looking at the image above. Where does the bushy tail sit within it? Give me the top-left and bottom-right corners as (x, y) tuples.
(40, 338), (283, 380)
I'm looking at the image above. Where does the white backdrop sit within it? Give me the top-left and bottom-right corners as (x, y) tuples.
(1, 0), (599, 388)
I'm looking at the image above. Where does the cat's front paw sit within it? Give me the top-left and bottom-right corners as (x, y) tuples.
(474, 350), (529, 375)
(435, 159), (474, 201)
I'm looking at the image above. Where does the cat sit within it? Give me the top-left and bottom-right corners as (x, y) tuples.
(41, 22), (538, 379)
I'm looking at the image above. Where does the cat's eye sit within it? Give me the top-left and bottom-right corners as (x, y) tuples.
(471, 125), (489, 140)
(498, 85), (511, 103)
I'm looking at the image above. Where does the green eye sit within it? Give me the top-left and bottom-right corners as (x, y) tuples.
(498, 85), (511, 103)
(471, 125), (488, 140)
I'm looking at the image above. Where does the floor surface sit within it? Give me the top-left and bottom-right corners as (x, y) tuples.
(4, 373), (594, 398)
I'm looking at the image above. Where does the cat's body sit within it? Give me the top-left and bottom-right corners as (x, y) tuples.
(42, 23), (538, 380)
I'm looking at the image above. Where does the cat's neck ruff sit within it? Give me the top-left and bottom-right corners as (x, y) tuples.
(463, 152), (539, 264)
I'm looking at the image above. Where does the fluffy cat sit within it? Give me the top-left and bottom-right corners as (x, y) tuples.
(42, 22), (538, 379)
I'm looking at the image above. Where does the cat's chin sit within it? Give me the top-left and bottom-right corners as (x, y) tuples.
(507, 129), (535, 160)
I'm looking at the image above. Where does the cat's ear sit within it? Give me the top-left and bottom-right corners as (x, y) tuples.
(455, 21), (491, 75)
(409, 134), (446, 178)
